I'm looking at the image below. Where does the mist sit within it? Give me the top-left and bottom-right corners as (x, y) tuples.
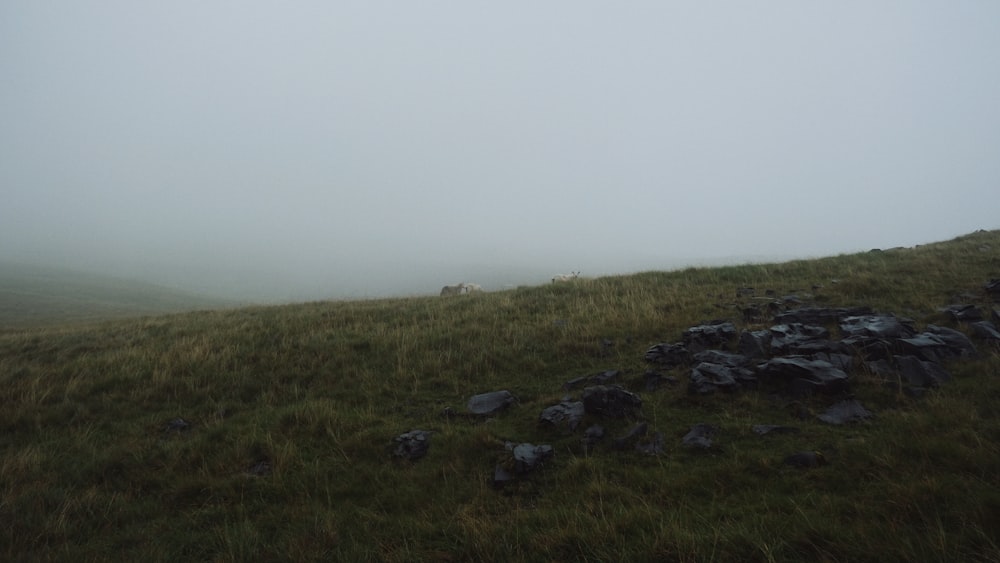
(3, 2), (998, 302)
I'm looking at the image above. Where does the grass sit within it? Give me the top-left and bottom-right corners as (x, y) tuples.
(1, 230), (999, 561)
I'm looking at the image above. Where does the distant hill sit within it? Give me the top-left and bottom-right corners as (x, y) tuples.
(0, 262), (241, 328)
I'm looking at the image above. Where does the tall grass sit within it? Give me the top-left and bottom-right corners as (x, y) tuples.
(1, 230), (999, 561)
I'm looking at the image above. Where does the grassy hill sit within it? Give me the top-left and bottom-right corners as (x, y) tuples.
(0, 262), (241, 328)
(1, 230), (999, 561)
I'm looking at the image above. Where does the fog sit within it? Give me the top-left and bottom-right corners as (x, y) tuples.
(3, 2), (998, 302)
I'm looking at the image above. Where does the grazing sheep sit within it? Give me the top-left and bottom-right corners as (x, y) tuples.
(552, 271), (580, 283)
(463, 283), (483, 293)
(440, 283), (465, 296)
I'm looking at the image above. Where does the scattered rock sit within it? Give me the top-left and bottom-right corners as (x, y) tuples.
(756, 357), (849, 396)
(895, 355), (951, 389)
(562, 376), (589, 390)
(817, 399), (873, 425)
(590, 369), (621, 384)
(636, 432), (665, 456)
(924, 325), (978, 359)
(739, 330), (772, 360)
(582, 425), (606, 449)
(539, 400), (585, 431)
(682, 424), (717, 449)
(689, 362), (750, 394)
(683, 321), (737, 352)
(393, 430), (432, 461)
(969, 321), (1000, 341)
(644, 342), (689, 367)
(509, 442), (554, 473)
(164, 418), (190, 433)
(943, 304), (983, 323)
(773, 306), (872, 325)
(643, 370), (676, 391)
(467, 390), (515, 416)
(784, 451), (826, 468)
(769, 323), (833, 355)
(582, 385), (642, 418)
(840, 314), (916, 339)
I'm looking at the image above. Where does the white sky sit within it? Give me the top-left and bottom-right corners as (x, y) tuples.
(2, 2), (998, 300)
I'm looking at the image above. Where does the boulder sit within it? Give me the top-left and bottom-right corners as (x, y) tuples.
(682, 423), (717, 449)
(840, 314), (916, 339)
(582, 385), (642, 418)
(925, 325), (978, 359)
(756, 357), (849, 395)
(689, 362), (754, 394)
(969, 321), (1000, 341)
(895, 355), (951, 389)
(693, 350), (750, 366)
(392, 430), (432, 461)
(683, 321), (737, 352)
(784, 451), (826, 468)
(510, 442), (554, 474)
(644, 342), (689, 367)
(942, 304), (983, 323)
(582, 424), (606, 449)
(739, 330), (772, 359)
(539, 400), (585, 431)
(769, 323), (831, 355)
(773, 306), (872, 325)
(467, 390), (516, 416)
(817, 399), (873, 425)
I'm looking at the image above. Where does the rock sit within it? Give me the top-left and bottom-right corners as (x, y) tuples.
(636, 432), (665, 456)
(467, 390), (515, 416)
(985, 279), (1000, 298)
(895, 355), (950, 388)
(612, 422), (648, 450)
(994, 308), (1000, 325)
(582, 425), (606, 448)
(693, 350), (750, 366)
(682, 423), (717, 449)
(683, 321), (737, 352)
(784, 451), (826, 468)
(539, 400), (585, 431)
(590, 369), (621, 384)
(509, 442), (554, 474)
(492, 465), (515, 488)
(736, 287), (755, 298)
(756, 357), (849, 396)
(970, 321), (1000, 341)
(809, 352), (854, 372)
(562, 376), (589, 391)
(246, 459), (272, 476)
(392, 430), (432, 461)
(582, 385), (642, 418)
(925, 325), (978, 359)
(897, 333), (954, 363)
(768, 323), (830, 355)
(841, 334), (895, 361)
(773, 306), (873, 325)
(643, 370), (676, 391)
(165, 417), (190, 433)
(644, 342), (689, 367)
(840, 314), (916, 339)
(739, 330), (772, 360)
(942, 304), (983, 323)
(752, 424), (800, 436)
(817, 399), (873, 425)
(689, 362), (754, 394)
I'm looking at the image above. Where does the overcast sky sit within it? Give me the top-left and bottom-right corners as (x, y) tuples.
(2, 2), (998, 301)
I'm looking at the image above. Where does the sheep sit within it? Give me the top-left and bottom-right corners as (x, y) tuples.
(552, 271), (580, 283)
(440, 283), (465, 296)
(463, 283), (483, 293)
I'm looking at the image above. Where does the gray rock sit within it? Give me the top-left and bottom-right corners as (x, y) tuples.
(682, 423), (717, 449)
(942, 304), (983, 323)
(689, 362), (753, 394)
(582, 385), (642, 418)
(693, 350), (750, 367)
(756, 357), (849, 395)
(683, 321), (737, 352)
(590, 369), (621, 384)
(467, 390), (515, 416)
(645, 342), (689, 367)
(769, 323), (831, 355)
(773, 306), (873, 325)
(510, 442), (554, 473)
(636, 432), (665, 456)
(840, 314), (916, 339)
(817, 399), (873, 425)
(970, 321), (1000, 341)
(392, 430), (432, 460)
(582, 424), (606, 448)
(897, 333), (953, 363)
(738, 330), (772, 359)
(539, 400), (585, 431)
(925, 325), (978, 359)
(165, 417), (190, 433)
(895, 355), (950, 388)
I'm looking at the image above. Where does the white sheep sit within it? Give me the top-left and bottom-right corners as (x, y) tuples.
(552, 271), (580, 283)
(440, 283), (465, 296)
(463, 283), (483, 293)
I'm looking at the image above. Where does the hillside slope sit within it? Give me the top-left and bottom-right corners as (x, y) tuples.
(0, 262), (241, 328)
